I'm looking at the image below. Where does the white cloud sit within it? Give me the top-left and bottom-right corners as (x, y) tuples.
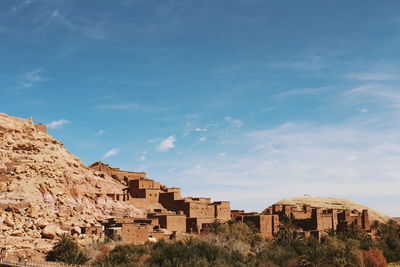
(46, 119), (70, 129)
(95, 129), (105, 136)
(157, 135), (176, 152)
(166, 122), (400, 215)
(102, 148), (119, 159)
(224, 116), (244, 127)
(195, 127), (207, 132)
(199, 137), (207, 142)
(139, 155), (146, 161)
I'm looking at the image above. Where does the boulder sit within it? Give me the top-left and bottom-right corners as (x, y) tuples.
(41, 225), (58, 239)
(4, 216), (14, 227)
(28, 205), (38, 218)
(71, 226), (81, 235)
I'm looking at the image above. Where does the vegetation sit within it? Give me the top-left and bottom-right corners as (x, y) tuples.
(46, 234), (90, 265)
(49, 220), (400, 266)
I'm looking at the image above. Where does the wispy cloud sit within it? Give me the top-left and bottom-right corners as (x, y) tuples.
(95, 129), (105, 136)
(224, 116), (244, 127)
(183, 123), (215, 137)
(10, 0), (33, 13)
(356, 107), (369, 113)
(158, 135), (176, 152)
(270, 56), (325, 72)
(11, 68), (46, 91)
(102, 148), (119, 159)
(46, 9), (105, 39)
(46, 119), (70, 129)
(345, 84), (400, 111)
(346, 73), (397, 81)
(277, 87), (330, 99)
(95, 103), (166, 112)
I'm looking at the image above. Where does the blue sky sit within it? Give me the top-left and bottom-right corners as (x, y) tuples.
(1, 0), (400, 216)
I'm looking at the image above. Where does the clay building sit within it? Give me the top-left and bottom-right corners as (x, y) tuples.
(159, 192), (231, 222)
(81, 226), (103, 236)
(103, 217), (167, 243)
(235, 213), (280, 238)
(128, 179), (161, 202)
(154, 214), (186, 233)
(90, 161), (146, 183)
(33, 123), (47, 133)
(263, 204), (371, 238)
(186, 217), (217, 233)
(90, 164), (232, 240)
(214, 201), (231, 221)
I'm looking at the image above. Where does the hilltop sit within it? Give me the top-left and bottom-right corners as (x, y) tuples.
(0, 113), (144, 257)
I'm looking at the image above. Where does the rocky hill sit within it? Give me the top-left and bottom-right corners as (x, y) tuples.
(270, 196), (390, 223)
(0, 113), (144, 257)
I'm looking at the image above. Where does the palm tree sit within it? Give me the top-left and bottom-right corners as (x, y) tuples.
(300, 244), (328, 267)
(276, 215), (298, 247)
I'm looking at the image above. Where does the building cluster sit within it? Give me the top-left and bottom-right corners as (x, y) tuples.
(86, 162), (231, 243)
(84, 162), (371, 243)
(232, 203), (370, 239)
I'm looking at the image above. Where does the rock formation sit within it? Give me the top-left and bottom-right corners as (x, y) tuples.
(0, 113), (144, 258)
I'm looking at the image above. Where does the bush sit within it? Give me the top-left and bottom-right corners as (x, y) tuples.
(150, 239), (244, 267)
(323, 237), (364, 267)
(256, 245), (299, 267)
(362, 248), (387, 267)
(94, 243), (150, 267)
(46, 234), (90, 264)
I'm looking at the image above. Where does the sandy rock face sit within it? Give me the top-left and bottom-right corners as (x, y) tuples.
(0, 113), (145, 256)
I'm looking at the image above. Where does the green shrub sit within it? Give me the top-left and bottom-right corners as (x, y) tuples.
(256, 245), (299, 267)
(150, 239), (244, 267)
(94, 243), (150, 267)
(46, 234), (90, 265)
(376, 220), (400, 263)
(323, 237), (364, 267)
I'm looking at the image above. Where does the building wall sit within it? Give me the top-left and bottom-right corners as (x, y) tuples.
(34, 124), (47, 133)
(214, 202), (231, 221)
(157, 215), (186, 233)
(184, 202), (214, 218)
(237, 214), (279, 238)
(120, 224), (151, 244)
(186, 217), (216, 233)
(159, 193), (185, 212)
(128, 179), (161, 202)
(89, 162), (146, 181)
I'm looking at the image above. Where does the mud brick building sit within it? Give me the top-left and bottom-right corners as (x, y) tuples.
(263, 204), (370, 238)
(234, 213), (280, 238)
(88, 163), (232, 242)
(88, 163), (371, 243)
